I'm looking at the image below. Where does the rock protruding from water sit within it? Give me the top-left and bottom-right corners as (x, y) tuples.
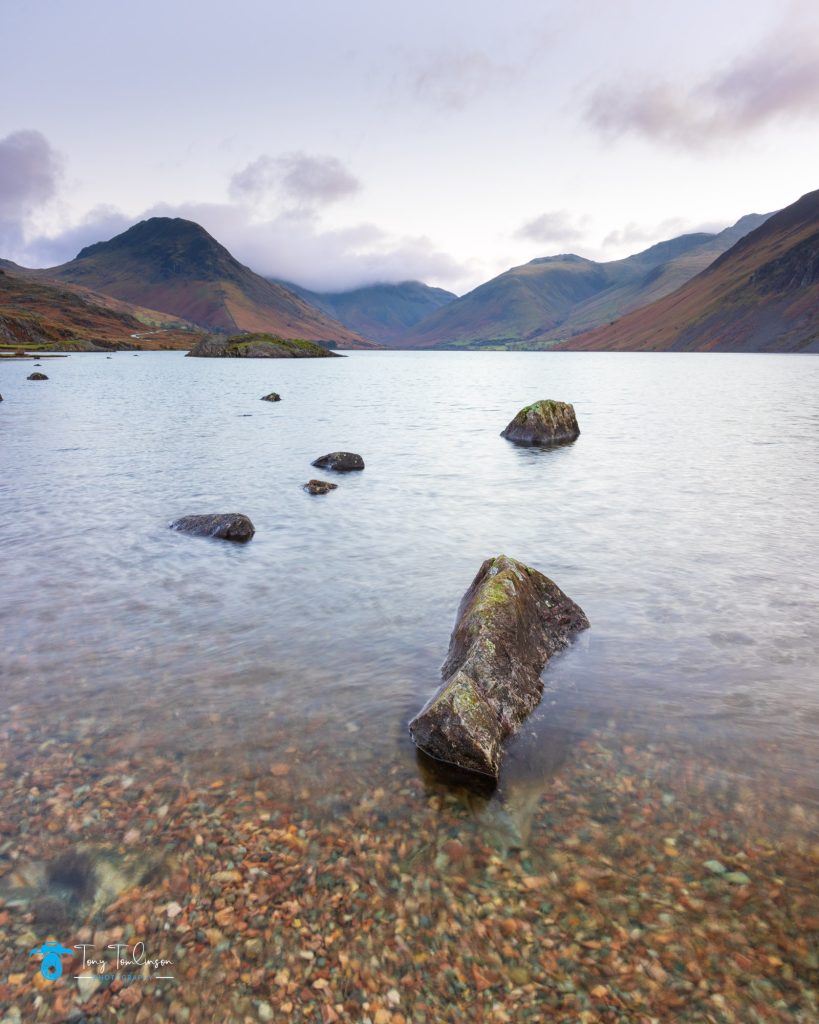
(27, 372), (49, 381)
(187, 333), (338, 359)
(500, 399), (579, 445)
(303, 479), (338, 495)
(169, 513), (255, 542)
(409, 555), (589, 778)
(261, 392), (281, 402)
(311, 452), (364, 472)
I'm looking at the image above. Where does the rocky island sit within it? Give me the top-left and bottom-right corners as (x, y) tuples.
(186, 332), (340, 358)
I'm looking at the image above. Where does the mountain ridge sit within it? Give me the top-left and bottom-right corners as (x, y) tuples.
(560, 189), (819, 353)
(398, 214), (771, 349)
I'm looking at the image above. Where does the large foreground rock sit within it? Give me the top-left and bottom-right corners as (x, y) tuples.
(501, 399), (579, 445)
(186, 332), (339, 358)
(311, 452), (364, 472)
(169, 513), (255, 542)
(409, 555), (589, 778)
(27, 372), (49, 381)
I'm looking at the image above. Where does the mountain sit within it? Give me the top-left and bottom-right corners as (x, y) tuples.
(278, 280), (457, 345)
(399, 214), (770, 349)
(563, 189), (819, 353)
(39, 218), (375, 349)
(0, 266), (198, 351)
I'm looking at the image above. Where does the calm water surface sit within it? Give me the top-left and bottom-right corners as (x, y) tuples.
(1, 350), (817, 1021)
(2, 350), (817, 777)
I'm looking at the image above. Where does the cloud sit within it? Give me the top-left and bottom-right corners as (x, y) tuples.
(228, 152), (361, 208)
(413, 49), (518, 111)
(0, 130), (63, 256)
(514, 209), (589, 249)
(26, 204), (134, 266)
(584, 15), (819, 148)
(24, 198), (470, 293)
(602, 216), (719, 250)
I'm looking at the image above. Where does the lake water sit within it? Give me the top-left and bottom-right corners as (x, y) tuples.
(1, 350), (817, 1022)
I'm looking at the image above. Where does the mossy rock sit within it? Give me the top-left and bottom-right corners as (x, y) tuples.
(501, 399), (579, 445)
(409, 555), (589, 778)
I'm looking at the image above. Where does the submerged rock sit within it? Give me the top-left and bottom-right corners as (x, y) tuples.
(261, 392), (281, 402)
(409, 555), (589, 778)
(304, 479), (338, 495)
(27, 372), (48, 381)
(311, 452), (364, 472)
(169, 513), (255, 542)
(501, 399), (579, 445)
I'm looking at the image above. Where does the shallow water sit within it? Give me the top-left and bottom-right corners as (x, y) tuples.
(1, 350), (818, 1022)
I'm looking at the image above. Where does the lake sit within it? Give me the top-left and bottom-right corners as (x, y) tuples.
(1, 350), (817, 1022)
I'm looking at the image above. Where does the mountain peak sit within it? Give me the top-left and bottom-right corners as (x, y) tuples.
(76, 217), (230, 266)
(47, 217), (374, 347)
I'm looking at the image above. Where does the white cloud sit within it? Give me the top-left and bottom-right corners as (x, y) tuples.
(229, 152), (361, 208)
(0, 130), (63, 257)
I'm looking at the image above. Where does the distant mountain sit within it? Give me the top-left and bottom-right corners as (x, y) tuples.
(399, 214), (770, 349)
(39, 218), (376, 349)
(278, 280), (457, 345)
(562, 190), (819, 353)
(0, 266), (197, 351)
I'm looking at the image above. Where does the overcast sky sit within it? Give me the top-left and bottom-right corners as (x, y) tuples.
(2, 0), (819, 293)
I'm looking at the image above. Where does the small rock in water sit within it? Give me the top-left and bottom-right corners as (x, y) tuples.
(311, 451), (364, 472)
(169, 513), (255, 542)
(303, 479), (338, 495)
(27, 372), (48, 381)
(704, 859), (727, 874)
(261, 392), (281, 402)
(500, 399), (579, 445)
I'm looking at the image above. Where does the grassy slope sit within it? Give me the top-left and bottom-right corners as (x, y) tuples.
(561, 191), (819, 353)
(0, 269), (199, 350)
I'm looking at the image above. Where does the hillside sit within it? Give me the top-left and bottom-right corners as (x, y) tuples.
(562, 190), (819, 353)
(39, 218), (376, 349)
(279, 280), (457, 345)
(0, 268), (198, 351)
(400, 215), (769, 349)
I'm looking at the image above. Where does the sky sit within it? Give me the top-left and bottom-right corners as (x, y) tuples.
(2, 0), (819, 294)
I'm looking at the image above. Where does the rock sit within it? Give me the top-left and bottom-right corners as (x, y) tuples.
(500, 399), (579, 445)
(311, 452), (364, 472)
(303, 479), (338, 495)
(261, 392), (281, 402)
(27, 372), (48, 381)
(409, 555), (589, 778)
(169, 513), (255, 542)
(187, 332), (339, 358)
(0, 394), (3, 401)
